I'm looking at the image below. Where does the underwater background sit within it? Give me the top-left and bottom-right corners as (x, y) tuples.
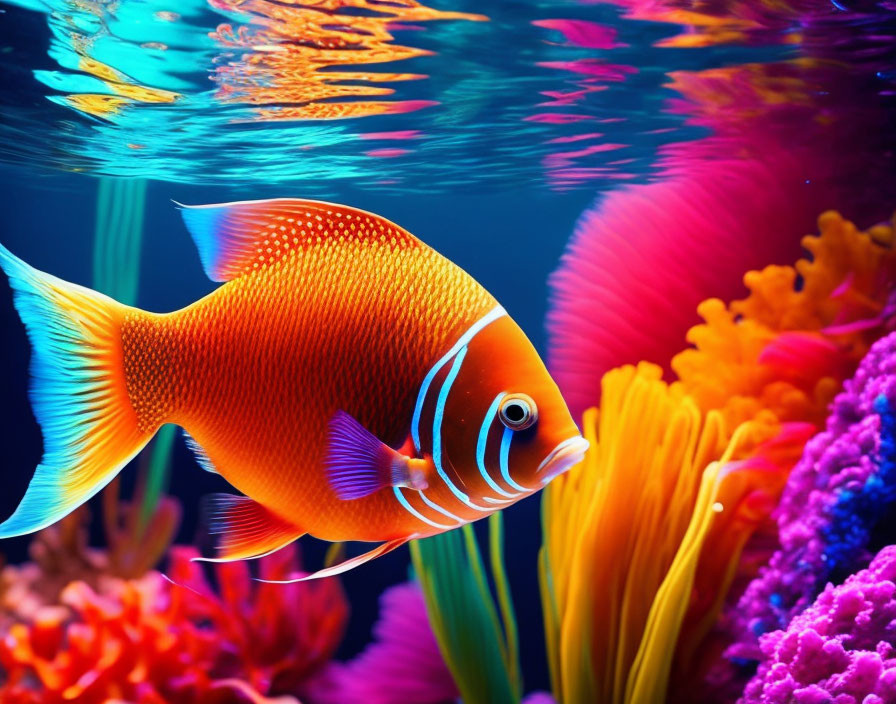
(1, 0), (896, 702)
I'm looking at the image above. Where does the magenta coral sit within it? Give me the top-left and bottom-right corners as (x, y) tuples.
(312, 581), (458, 704)
(728, 331), (896, 669)
(740, 545), (896, 704)
(547, 148), (814, 415)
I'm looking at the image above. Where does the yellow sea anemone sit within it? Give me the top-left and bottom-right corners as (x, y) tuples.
(540, 363), (804, 704)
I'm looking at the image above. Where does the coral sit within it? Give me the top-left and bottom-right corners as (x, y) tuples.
(0, 545), (347, 703)
(547, 151), (816, 416)
(99, 475), (181, 580)
(740, 545), (896, 704)
(0, 491), (179, 626)
(542, 212), (896, 704)
(0, 429), (181, 627)
(549, 200), (896, 420)
(540, 362), (810, 704)
(1, 509), (105, 627)
(726, 331), (896, 665)
(312, 581), (458, 704)
(674, 211), (896, 431)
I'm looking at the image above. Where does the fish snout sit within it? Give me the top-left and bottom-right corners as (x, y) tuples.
(537, 435), (590, 484)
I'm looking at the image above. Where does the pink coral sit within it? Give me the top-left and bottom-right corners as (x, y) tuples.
(1, 488), (180, 627)
(312, 581), (457, 704)
(547, 5), (896, 415)
(741, 545), (896, 703)
(547, 149), (814, 415)
(699, 330), (896, 703)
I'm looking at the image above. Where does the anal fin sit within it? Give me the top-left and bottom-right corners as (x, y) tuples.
(257, 535), (416, 583)
(196, 493), (304, 562)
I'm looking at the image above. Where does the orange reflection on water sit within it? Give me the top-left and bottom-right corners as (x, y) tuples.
(62, 55), (180, 119)
(59, 23), (181, 120)
(210, 0), (487, 121)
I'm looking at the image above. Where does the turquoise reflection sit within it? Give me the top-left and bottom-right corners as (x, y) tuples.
(0, 0), (715, 189)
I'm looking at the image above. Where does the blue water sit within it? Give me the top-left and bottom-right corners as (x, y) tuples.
(1, 0), (895, 695)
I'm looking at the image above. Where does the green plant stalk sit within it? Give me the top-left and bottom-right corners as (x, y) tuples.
(94, 177), (174, 527)
(410, 514), (522, 704)
(139, 424), (177, 533)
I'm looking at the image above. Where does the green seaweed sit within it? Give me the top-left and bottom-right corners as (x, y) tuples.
(139, 424), (177, 534)
(93, 177), (147, 304)
(410, 513), (522, 704)
(93, 177), (174, 527)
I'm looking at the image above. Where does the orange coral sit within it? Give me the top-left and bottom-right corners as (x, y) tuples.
(674, 211), (896, 429)
(540, 363), (812, 704)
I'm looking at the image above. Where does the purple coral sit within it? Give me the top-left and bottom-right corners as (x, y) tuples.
(729, 331), (896, 665)
(740, 545), (896, 703)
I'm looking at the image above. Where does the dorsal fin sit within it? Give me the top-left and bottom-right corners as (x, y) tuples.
(176, 198), (419, 282)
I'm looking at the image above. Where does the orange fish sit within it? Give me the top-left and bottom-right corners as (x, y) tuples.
(0, 199), (587, 579)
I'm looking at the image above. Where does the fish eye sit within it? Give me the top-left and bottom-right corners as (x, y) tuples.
(499, 394), (537, 430)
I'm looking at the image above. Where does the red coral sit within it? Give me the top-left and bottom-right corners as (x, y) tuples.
(0, 546), (347, 704)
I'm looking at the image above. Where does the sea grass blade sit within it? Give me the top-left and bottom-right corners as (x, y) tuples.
(410, 514), (522, 704)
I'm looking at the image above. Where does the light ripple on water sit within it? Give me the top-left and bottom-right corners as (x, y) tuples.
(0, 0), (892, 191)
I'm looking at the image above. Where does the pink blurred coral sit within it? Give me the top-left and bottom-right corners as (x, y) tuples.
(1, 487), (180, 627)
(312, 581), (457, 704)
(548, 148), (814, 415)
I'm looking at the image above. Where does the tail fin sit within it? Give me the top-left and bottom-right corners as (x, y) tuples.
(0, 244), (151, 538)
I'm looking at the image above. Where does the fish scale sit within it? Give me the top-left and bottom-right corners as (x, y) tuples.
(121, 202), (496, 541)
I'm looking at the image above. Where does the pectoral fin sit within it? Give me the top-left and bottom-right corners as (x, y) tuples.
(257, 535), (417, 583)
(326, 410), (430, 500)
(195, 493), (305, 562)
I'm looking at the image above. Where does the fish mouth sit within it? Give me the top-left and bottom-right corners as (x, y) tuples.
(537, 436), (590, 484)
